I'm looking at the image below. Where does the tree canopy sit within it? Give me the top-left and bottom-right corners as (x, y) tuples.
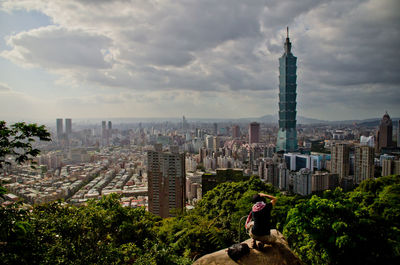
(0, 121), (51, 168)
(284, 175), (400, 265)
(1, 163), (399, 264)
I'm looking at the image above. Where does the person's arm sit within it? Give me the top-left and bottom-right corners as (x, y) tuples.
(245, 211), (252, 229)
(259, 193), (277, 206)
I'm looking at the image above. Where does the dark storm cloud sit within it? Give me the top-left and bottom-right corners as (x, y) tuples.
(292, 0), (400, 118)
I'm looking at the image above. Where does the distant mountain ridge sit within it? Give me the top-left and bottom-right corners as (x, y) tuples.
(203, 115), (400, 126)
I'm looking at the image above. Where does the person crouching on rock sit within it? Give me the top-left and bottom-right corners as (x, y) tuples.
(245, 193), (277, 249)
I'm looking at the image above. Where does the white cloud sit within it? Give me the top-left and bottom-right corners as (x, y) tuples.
(0, 0), (399, 119)
(0, 82), (11, 91)
(2, 26), (112, 69)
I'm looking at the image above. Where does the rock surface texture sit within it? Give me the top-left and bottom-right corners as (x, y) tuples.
(193, 229), (302, 265)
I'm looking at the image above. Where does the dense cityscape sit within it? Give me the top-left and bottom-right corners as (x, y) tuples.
(1, 29), (399, 218)
(1, 111), (399, 211)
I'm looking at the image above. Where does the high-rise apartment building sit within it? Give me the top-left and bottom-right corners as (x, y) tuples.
(293, 168), (312, 196)
(311, 172), (339, 192)
(276, 27), (298, 152)
(56, 118), (63, 139)
(232, 125), (240, 139)
(147, 145), (185, 218)
(360, 135), (374, 147)
(278, 162), (289, 190)
(249, 122), (260, 144)
(205, 135), (214, 150)
(382, 159), (393, 177)
(65, 118), (72, 136)
(354, 145), (375, 184)
(382, 157), (400, 176)
(330, 143), (350, 180)
(213, 136), (220, 152)
(108, 121), (112, 130)
(393, 160), (400, 175)
(376, 112), (393, 152)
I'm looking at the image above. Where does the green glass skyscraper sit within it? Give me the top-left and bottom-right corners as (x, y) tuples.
(276, 28), (298, 152)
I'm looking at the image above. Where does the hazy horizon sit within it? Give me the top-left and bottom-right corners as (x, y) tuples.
(5, 114), (400, 127)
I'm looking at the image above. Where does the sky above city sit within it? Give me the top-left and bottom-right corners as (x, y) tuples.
(0, 0), (399, 122)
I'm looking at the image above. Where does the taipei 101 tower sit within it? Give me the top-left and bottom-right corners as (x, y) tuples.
(276, 27), (298, 152)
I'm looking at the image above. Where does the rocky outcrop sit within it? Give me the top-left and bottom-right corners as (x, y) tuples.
(193, 229), (302, 265)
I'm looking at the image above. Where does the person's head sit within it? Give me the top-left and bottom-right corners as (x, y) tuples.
(252, 194), (266, 204)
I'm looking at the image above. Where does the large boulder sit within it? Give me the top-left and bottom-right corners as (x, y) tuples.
(193, 229), (302, 265)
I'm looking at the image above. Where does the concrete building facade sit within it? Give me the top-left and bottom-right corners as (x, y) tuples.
(354, 145), (375, 184)
(249, 122), (260, 144)
(147, 147), (185, 218)
(330, 143), (350, 180)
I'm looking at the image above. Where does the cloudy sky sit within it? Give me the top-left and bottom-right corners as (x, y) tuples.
(0, 0), (399, 122)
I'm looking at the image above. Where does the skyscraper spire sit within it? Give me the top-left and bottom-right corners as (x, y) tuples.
(284, 27), (292, 54)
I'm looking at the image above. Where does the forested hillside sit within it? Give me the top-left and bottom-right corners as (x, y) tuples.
(1, 175), (399, 264)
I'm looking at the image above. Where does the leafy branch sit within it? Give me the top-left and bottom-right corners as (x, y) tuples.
(0, 121), (51, 168)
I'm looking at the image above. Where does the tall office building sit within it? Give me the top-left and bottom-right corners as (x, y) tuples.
(101, 121), (108, 146)
(107, 121), (112, 139)
(213, 123), (218, 136)
(354, 145), (375, 184)
(147, 146), (185, 218)
(376, 112), (393, 152)
(398, 120), (400, 148)
(276, 27), (298, 152)
(182, 116), (189, 130)
(101, 121), (107, 137)
(331, 143), (350, 180)
(65, 118), (72, 136)
(249, 122), (260, 144)
(56, 118), (63, 139)
(232, 125), (240, 139)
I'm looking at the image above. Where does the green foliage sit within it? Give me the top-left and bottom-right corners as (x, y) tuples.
(195, 176), (279, 244)
(1, 172), (399, 264)
(0, 185), (6, 199)
(0, 195), (189, 265)
(271, 194), (305, 231)
(0, 121), (51, 168)
(284, 176), (400, 265)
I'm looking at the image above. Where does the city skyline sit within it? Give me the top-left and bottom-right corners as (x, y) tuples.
(0, 0), (399, 121)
